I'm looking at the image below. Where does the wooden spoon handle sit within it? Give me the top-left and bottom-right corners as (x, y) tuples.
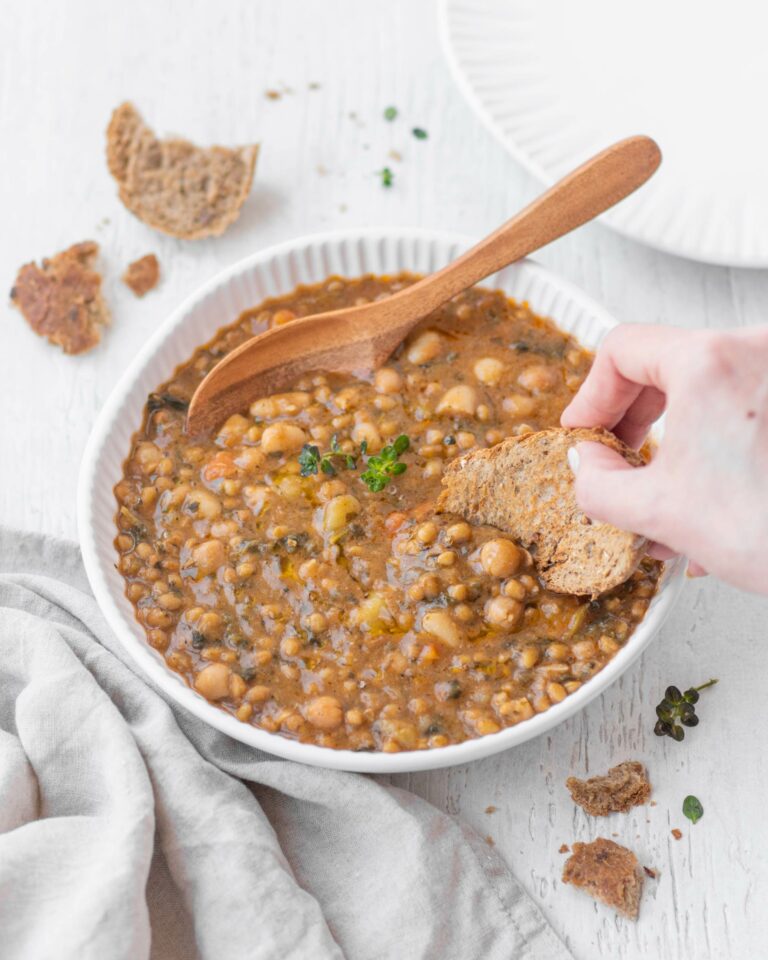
(396, 136), (661, 316)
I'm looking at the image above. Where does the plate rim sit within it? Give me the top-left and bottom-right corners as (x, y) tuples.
(437, 0), (768, 269)
(77, 225), (686, 773)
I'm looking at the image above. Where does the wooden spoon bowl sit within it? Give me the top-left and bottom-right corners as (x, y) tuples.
(187, 136), (661, 435)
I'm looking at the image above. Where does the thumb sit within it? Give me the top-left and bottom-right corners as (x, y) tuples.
(568, 441), (662, 538)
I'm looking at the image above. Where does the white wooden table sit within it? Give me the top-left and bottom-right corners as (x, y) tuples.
(1, 2), (765, 957)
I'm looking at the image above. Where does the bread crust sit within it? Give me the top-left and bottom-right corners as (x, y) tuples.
(437, 427), (648, 597)
(106, 102), (258, 240)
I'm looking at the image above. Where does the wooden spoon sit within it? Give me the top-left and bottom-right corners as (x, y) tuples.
(187, 136), (661, 435)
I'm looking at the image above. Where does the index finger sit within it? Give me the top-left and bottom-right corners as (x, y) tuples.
(561, 323), (686, 431)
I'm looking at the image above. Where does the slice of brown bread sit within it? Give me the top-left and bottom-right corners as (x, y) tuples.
(566, 761), (651, 816)
(10, 241), (110, 354)
(437, 427), (647, 597)
(106, 102), (259, 240)
(562, 838), (644, 919)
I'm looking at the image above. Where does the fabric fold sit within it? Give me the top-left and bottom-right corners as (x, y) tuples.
(0, 528), (572, 960)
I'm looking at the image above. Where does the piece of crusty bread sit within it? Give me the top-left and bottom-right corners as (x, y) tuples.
(106, 102), (258, 240)
(437, 427), (647, 597)
(562, 838), (644, 919)
(10, 241), (110, 354)
(566, 761), (651, 817)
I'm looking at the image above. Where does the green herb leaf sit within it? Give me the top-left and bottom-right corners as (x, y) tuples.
(298, 444), (321, 477)
(300, 436), (358, 478)
(360, 434), (410, 492)
(383, 106), (398, 121)
(683, 795), (704, 824)
(379, 167), (394, 188)
(412, 127), (428, 140)
(653, 678), (718, 741)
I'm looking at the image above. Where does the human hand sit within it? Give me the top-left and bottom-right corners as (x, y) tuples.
(561, 324), (768, 595)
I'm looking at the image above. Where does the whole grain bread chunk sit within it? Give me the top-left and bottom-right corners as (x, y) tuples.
(123, 253), (160, 297)
(562, 838), (643, 919)
(566, 761), (651, 816)
(106, 102), (259, 240)
(10, 241), (110, 354)
(437, 427), (647, 597)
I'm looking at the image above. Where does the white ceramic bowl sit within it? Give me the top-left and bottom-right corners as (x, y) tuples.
(78, 228), (685, 773)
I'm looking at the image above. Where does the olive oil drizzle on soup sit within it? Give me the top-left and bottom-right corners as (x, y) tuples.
(114, 274), (660, 752)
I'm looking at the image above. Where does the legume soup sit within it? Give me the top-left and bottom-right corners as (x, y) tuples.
(114, 274), (660, 752)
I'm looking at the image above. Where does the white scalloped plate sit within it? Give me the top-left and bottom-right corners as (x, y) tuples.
(439, 0), (768, 268)
(78, 228), (685, 772)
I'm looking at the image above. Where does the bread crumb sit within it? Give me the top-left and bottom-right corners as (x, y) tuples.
(265, 89), (281, 100)
(562, 838), (643, 919)
(485, 805), (497, 815)
(643, 866), (657, 879)
(122, 254), (160, 297)
(388, 149), (403, 162)
(484, 835), (495, 847)
(559, 844), (570, 854)
(671, 828), (683, 840)
(566, 761), (651, 816)
(10, 241), (110, 354)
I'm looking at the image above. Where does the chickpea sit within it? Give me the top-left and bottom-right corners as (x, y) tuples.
(480, 539), (522, 578)
(484, 596), (524, 629)
(447, 583), (468, 601)
(236, 703), (254, 722)
(517, 364), (559, 393)
(306, 696), (344, 731)
(599, 635), (620, 654)
(135, 441), (162, 474)
(194, 663), (232, 701)
(436, 384), (478, 417)
(498, 697), (535, 722)
(190, 539), (226, 577)
(455, 431), (476, 450)
(546, 642), (570, 662)
(473, 356), (505, 385)
(217, 414), (250, 445)
(306, 612), (327, 634)
(406, 330), (442, 365)
(245, 684), (271, 703)
(317, 478), (347, 502)
(157, 592), (182, 611)
(419, 574), (442, 600)
(502, 394), (537, 418)
(273, 309), (296, 326)
(446, 521), (472, 544)
(437, 551), (457, 567)
(416, 521), (438, 545)
(421, 609), (462, 648)
(260, 423), (307, 456)
(184, 489), (222, 520)
(423, 461), (443, 478)
(502, 579), (526, 601)
(572, 639), (596, 660)
(519, 646), (540, 669)
(322, 494), (361, 532)
(547, 682), (567, 703)
(352, 421), (382, 451)
(374, 367), (403, 394)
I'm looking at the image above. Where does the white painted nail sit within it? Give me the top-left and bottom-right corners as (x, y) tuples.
(567, 447), (580, 475)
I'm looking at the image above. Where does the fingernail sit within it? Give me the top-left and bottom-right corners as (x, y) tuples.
(567, 447), (580, 475)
